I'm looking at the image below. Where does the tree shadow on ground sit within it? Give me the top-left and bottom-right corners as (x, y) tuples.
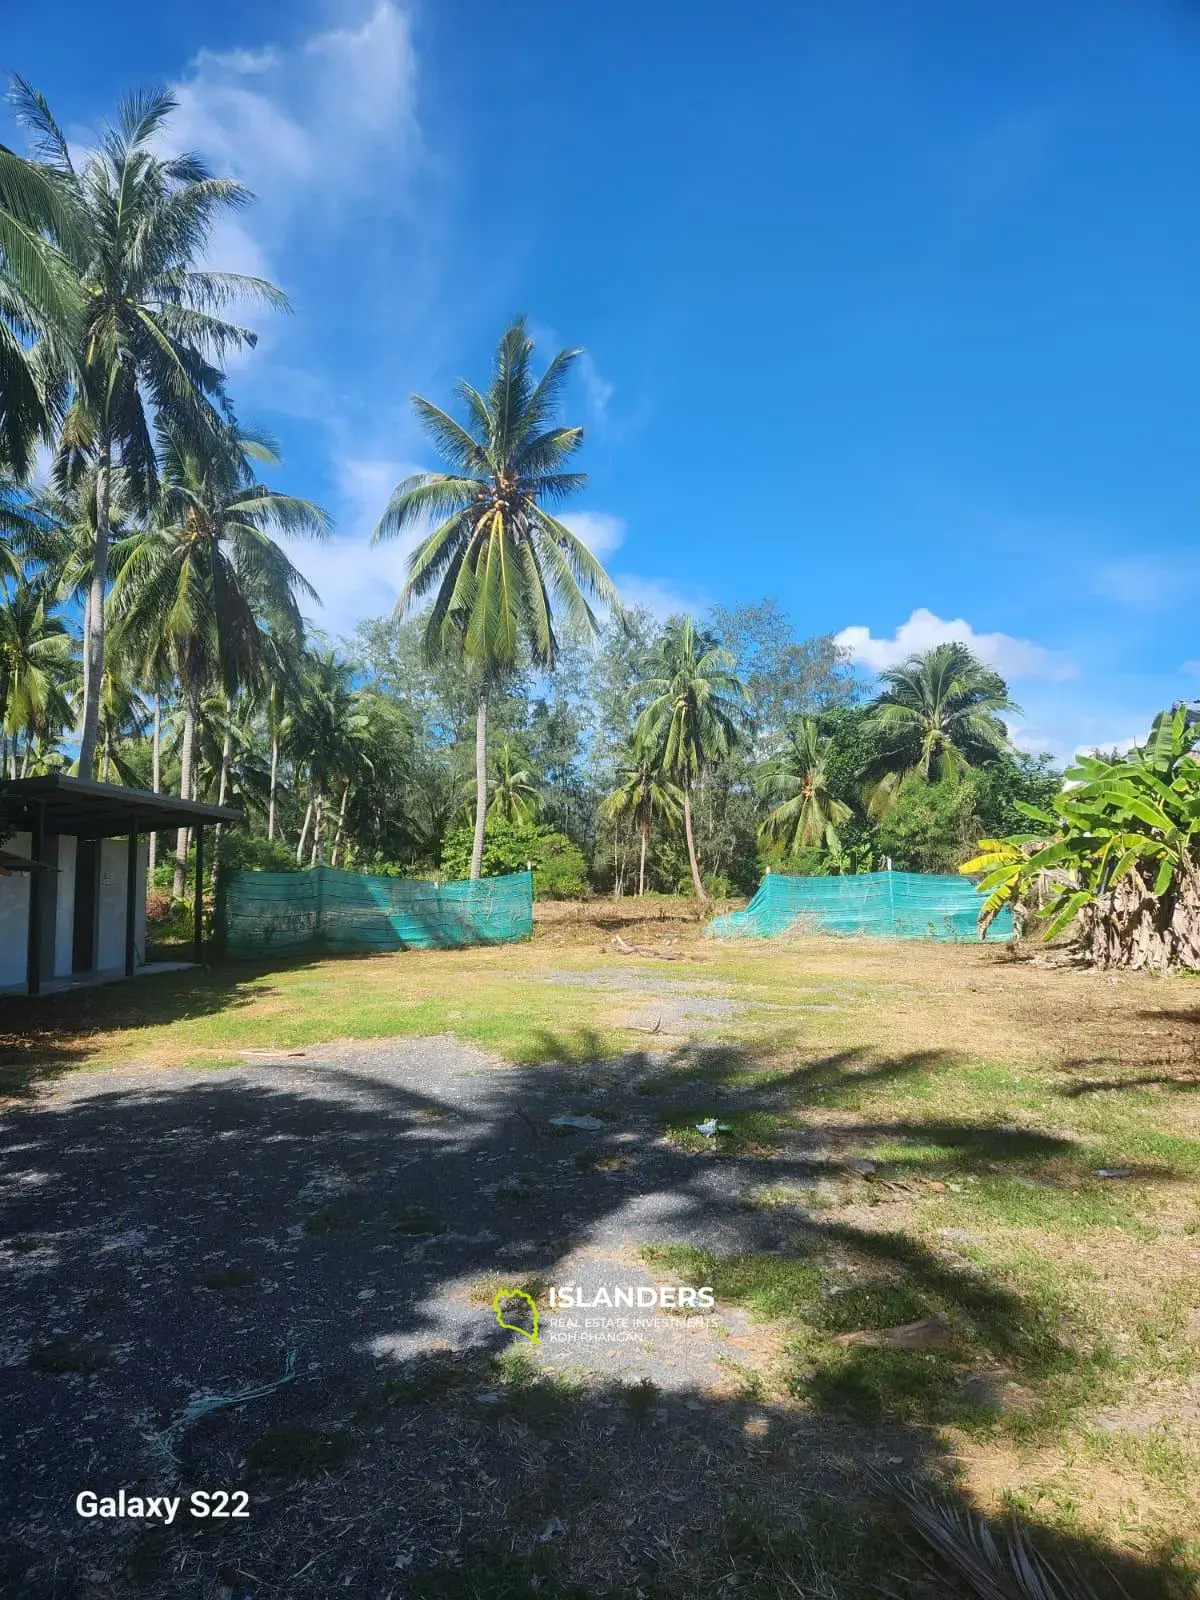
(0, 1035), (1192, 1598)
(1050, 1005), (1200, 1098)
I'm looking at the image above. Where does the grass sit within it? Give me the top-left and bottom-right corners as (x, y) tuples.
(5, 911), (1200, 1593)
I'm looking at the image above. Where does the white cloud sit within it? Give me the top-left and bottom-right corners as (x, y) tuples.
(1091, 557), (1183, 612)
(170, 5), (420, 220)
(285, 454), (423, 638)
(834, 607), (1075, 682)
(578, 352), (615, 425)
(614, 574), (707, 621)
(561, 510), (626, 559)
(160, 0), (423, 350)
(1182, 660), (1200, 677)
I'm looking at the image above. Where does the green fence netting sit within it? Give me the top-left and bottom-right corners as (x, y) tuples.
(220, 868), (533, 958)
(708, 870), (1013, 942)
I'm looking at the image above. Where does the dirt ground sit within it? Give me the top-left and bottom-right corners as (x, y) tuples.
(1, 907), (1198, 1599)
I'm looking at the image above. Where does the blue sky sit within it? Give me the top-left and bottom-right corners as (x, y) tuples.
(6, 0), (1200, 761)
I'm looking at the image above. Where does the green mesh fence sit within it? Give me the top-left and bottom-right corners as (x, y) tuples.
(220, 868), (533, 959)
(708, 870), (1013, 942)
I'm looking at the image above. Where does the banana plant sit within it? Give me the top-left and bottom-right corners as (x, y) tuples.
(961, 708), (1200, 964)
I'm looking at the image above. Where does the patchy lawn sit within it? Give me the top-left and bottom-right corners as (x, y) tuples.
(1, 905), (1198, 1597)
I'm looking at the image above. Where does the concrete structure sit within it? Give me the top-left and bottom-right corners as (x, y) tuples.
(0, 776), (239, 995)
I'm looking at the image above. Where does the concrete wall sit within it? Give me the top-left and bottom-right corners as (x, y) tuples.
(94, 837), (150, 972)
(136, 838), (147, 964)
(96, 838), (127, 971)
(53, 834), (76, 978)
(0, 831), (32, 990)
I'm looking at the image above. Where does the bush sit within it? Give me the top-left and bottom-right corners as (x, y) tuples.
(874, 779), (978, 874)
(216, 834), (301, 874)
(440, 818), (589, 898)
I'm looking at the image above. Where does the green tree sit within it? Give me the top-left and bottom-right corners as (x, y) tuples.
(875, 777), (979, 874)
(602, 743), (684, 896)
(0, 138), (81, 475)
(111, 429), (327, 892)
(969, 749), (1061, 838)
(488, 739), (540, 825)
(635, 616), (747, 901)
(285, 649), (370, 868)
(440, 816), (589, 898)
(709, 600), (857, 747)
(862, 642), (1019, 816)
(10, 80), (288, 777)
(962, 707), (1200, 968)
(372, 317), (618, 880)
(0, 581), (74, 774)
(757, 717), (851, 859)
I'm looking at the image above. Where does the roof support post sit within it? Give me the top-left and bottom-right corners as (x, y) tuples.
(193, 825), (204, 964)
(26, 799), (45, 995)
(125, 820), (138, 978)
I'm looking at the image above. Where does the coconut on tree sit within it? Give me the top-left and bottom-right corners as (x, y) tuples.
(373, 317), (619, 880)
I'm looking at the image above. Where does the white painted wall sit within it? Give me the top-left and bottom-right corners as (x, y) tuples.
(96, 838), (128, 971)
(93, 837), (150, 971)
(0, 832), (32, 989)
(53, 834), (76, 978)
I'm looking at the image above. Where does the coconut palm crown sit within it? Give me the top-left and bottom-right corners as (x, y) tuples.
(8, 78), (290, 777)
(635, 616), (747, 900)
(373, 317), (619, 878)
(862, 641), (1019, 816)
(758, 716), (851, 858)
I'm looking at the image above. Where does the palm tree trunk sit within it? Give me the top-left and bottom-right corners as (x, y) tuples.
(173, 687), (198, 900)
(268, 710), (279, 842)
(639, 822), (648, 897)
(683, 787), (706, 902)
(77, 439), (111, 779)
(148, 695), (161, 878)
(213, 697), (234, 891)
(217, 700), (232, 806)
(311, 791), (324, 867)
(330, 781), (350, 868)
(296, 789), (314, 865)
(470, 680), (489, 882)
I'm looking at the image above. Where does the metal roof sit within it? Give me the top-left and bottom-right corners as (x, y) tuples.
(0, 775), (240, 838)
(0, 850), (55, 873)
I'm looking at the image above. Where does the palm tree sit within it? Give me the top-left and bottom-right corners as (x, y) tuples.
(0, 474), (50, 580)
(0, 581), (75, 775)
(862, 642), (1019, 816)
(372, 317), (618, 880)
(254, 624), (305, 842)
(635, 617), (746, 901)
(286, 649), (369, 866)
(487, 740), (540, 825)
(110, 429), (328, 894)
(95, 644), (150, 785)
(9, 79), (289, 777)
(602, 742), (684, 897)
(758, 717), (851, 859)
(0, 139), (81, 476)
